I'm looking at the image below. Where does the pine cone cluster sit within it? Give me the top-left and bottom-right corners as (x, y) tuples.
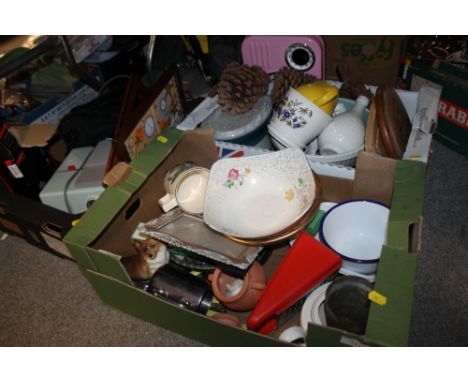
(214, 62), (269, 115)
(270, 67), (317, 105)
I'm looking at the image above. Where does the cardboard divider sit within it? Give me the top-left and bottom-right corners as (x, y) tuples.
(318, 175), (354, 203)
(353, 152), (397, 206)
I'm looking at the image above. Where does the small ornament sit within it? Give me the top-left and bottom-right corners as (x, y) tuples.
(271, 67), (317, 105)
(214, 62), (269, 115)
(336, 60), (374, 107)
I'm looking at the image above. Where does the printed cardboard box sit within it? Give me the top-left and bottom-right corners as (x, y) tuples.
(324, 36), (404, 87)
(64, 127), (425, 346)
(407, 61), (468, 158)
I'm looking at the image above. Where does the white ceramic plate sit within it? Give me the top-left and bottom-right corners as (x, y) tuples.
(300, 282), (331, 332)
(203, 148), (317, 238)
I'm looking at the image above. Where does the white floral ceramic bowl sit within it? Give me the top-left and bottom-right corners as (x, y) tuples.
(203, 148), (318, 238)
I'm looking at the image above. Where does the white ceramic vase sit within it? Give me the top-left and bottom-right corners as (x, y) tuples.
(318, 95), (369, 155)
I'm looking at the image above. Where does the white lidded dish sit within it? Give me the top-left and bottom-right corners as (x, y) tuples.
(201, 96), (273, 148)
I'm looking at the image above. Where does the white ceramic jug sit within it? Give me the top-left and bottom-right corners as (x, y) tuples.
(318, 95), (369, 155)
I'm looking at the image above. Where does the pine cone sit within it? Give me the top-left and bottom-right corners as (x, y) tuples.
(214, 62), (269, 114)
(339, 83), (374, 108)
(271, 67), (317, 105)
(336, 59), (374, 108)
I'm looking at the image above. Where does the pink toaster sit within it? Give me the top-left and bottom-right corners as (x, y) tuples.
(241, 35), (325, 79)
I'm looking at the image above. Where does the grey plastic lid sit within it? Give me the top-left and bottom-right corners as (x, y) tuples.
(201, 96), (273, 140)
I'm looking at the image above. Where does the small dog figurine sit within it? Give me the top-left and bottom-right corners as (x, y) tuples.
(122, 238), (169, 280)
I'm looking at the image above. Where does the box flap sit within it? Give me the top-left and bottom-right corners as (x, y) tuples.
(365, 246), (417, 346)
(353, 151), (397, 206)
(387, 159), (425, 250)
(389, 160), (425, 221)
(129, 127), (185, 177)
(62, 241), (97, 271)
(8, 123), (58, 147)
(64, 187), (130, 248)
(64, 127), (185, 249)
(87, 248), (132, 285)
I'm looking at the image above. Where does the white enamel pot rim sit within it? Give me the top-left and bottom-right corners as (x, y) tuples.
(319, 199), (390, 264)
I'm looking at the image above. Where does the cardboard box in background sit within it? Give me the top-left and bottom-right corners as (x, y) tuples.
(64, 127), (425, 347)
(407, 61), (468, 158)
(324, 36), (404, 87)
(0, 187), (77, 259)
(0, 64), (186, 259)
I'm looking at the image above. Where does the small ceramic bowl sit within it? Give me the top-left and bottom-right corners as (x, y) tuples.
(319, 200), (390, 275)
(203, 148), (318, 239)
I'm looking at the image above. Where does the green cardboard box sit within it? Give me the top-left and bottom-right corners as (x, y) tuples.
(64, 127), (425, 347)
(407, 61), (468, 158)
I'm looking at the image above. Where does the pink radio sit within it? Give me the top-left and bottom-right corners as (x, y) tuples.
(241, 35), (325, 79)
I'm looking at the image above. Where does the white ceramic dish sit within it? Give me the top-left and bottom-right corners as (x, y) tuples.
(300, 282), (331, 332)
(338, 266), (376, 282)
(202, 96), (272, 141)
(203, 148), (317, 239)
(305, 140), (364, 167)
(319, 200), (390, 275)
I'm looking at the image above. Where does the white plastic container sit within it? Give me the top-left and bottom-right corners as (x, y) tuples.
(39, 139), (112, 214)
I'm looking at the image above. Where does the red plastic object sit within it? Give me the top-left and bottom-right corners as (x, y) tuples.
(67, 165), (76, 171)
(247, 231), (341, 333)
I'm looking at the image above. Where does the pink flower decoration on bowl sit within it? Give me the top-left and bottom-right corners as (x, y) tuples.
(228, 168), (240, 180)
